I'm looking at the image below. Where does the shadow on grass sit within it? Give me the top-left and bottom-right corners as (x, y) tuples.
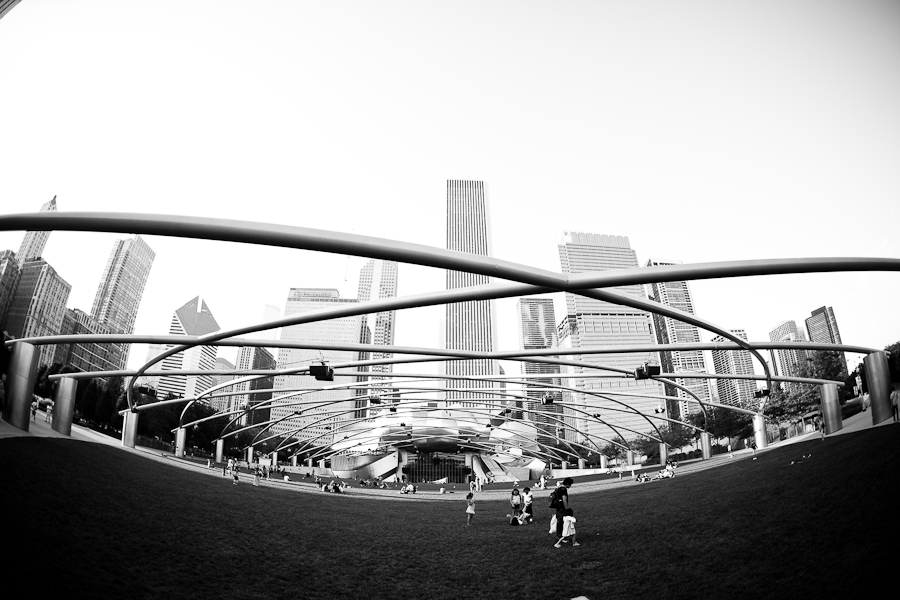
(3, 425), (898, 600)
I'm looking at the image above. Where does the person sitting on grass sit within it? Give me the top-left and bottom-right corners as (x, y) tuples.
(506, 511), (528, 526)
(554, 508), (579, 548)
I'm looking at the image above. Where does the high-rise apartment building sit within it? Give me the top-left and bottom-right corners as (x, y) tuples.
(17, 196), (57, 261)
(270, 288), (362, 443)
(157, 297), (220, 400)
(444, 180), (498, 407)
(356, 259), (399, 417)
(768, 320), (808, 380)
(517, 297), (563, 445)
(805, 306), (842, 345)
(89, 236), (155, 370)
(644, 259), (711, 420)
(710, 330), (757, 409)
(557, 232), (664, 447)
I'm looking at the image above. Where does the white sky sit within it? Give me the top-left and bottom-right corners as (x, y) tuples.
(1, 0), (898, 380)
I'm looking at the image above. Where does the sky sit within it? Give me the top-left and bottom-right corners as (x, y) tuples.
(1, 0), (898, 382)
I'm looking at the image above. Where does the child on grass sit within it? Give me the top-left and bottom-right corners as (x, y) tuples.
(554, 508), (579, 548)
(465, 492), (475, 525)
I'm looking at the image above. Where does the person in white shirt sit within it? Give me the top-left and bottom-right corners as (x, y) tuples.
(554, 508), (579, 548)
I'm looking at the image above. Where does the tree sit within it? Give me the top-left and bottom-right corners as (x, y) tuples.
(689, 405), (753, 441)
(765, 350), (853, 424)
(33, 362), (64, 399)
(600, 436), (628, 464)
(884, 341), (900, 383)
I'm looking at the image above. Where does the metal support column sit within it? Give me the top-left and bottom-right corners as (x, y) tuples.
(626, 450), (635, 466)
(175, 427), (186, 457)
(121, 410), (139, 448)
(600, 455), (608, 469)
(2, 342), (39, 431)
(215, 439), (224, 463)
(659, 444), (669, 465)
(820, 383), (842, 435)
(700, 432), (712, 459)
(753, 414), (767, 449)
(52, 377), (77, 436)
(864, 351), (892, 425)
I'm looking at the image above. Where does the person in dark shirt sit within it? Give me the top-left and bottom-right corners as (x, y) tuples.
(555, 477), (573, 540)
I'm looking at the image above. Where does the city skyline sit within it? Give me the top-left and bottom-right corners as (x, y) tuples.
(1, 2), (898, 383)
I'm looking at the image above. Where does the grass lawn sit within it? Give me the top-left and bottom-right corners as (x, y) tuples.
(3, 425), (898, 600)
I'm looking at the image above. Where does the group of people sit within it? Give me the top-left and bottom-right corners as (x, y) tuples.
(464, 477), (578, 549)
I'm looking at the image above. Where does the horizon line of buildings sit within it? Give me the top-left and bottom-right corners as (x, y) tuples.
(1, 188), (847, 451)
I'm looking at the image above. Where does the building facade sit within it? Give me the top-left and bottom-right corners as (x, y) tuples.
(444, 179), (498, 407)
(516, 297), (564, 446)
(644, 259), (711, 420)
(270, 288), (362, 443)
(710, 330), (757, 409)
(4, 258), (71, 367)
(355, 259), (399, 417)
(156, 297), (220, 400)
(17, 196), (57, 262)
(231, 346), (276, 425)
(557, 232), (665, 447)
(805, 306), (842, 345)
(0, 250), (19, 331)
(89, 236), (155, 370)
(768, 320), (808, 381)
(52, 308), (118, 374)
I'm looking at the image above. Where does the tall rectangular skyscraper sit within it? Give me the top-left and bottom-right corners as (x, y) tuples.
(4, 258), (71, 367)
(557, 232), (664, 446)
(444, 180), (498, 407)
(89, 235), (155, 369)
(644, 259), (711, 420)
(17, 196), (57, 261)
(768, 320), (808, 381)
(356, 259), (399, 417)
(710, 330), (757, 409)
(271, 288), (362, 443)
(805, 306), (842, 345)
(517, 297), (563, 444)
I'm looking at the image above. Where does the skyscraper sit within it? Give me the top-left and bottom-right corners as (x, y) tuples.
(768, 320), (808, 381)
(89, 236), (155, 369)
(644, 259), (711, 420)
(517, 297), (563, 445)
(557, 232), (664, 446)
(444, 179), (498, 407)
(710, 330), (757, 409)
(157, 297), (220, 400)
(805, 306), (842, 345)
(231, 346), (276, 425)
(356, 259), (399, 417)
(4, 258), (71, 367)
(0, 249), (20, 330)
(270, 288), (362, 443)
(17, 196), (57, 261)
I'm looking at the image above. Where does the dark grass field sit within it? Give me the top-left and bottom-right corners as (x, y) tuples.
(3, 426), (899, 600)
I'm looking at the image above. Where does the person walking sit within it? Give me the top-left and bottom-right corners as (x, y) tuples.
(554, 477), (573, 542)
(465, 492), (476, 526)
(891, 387), (900, 423)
